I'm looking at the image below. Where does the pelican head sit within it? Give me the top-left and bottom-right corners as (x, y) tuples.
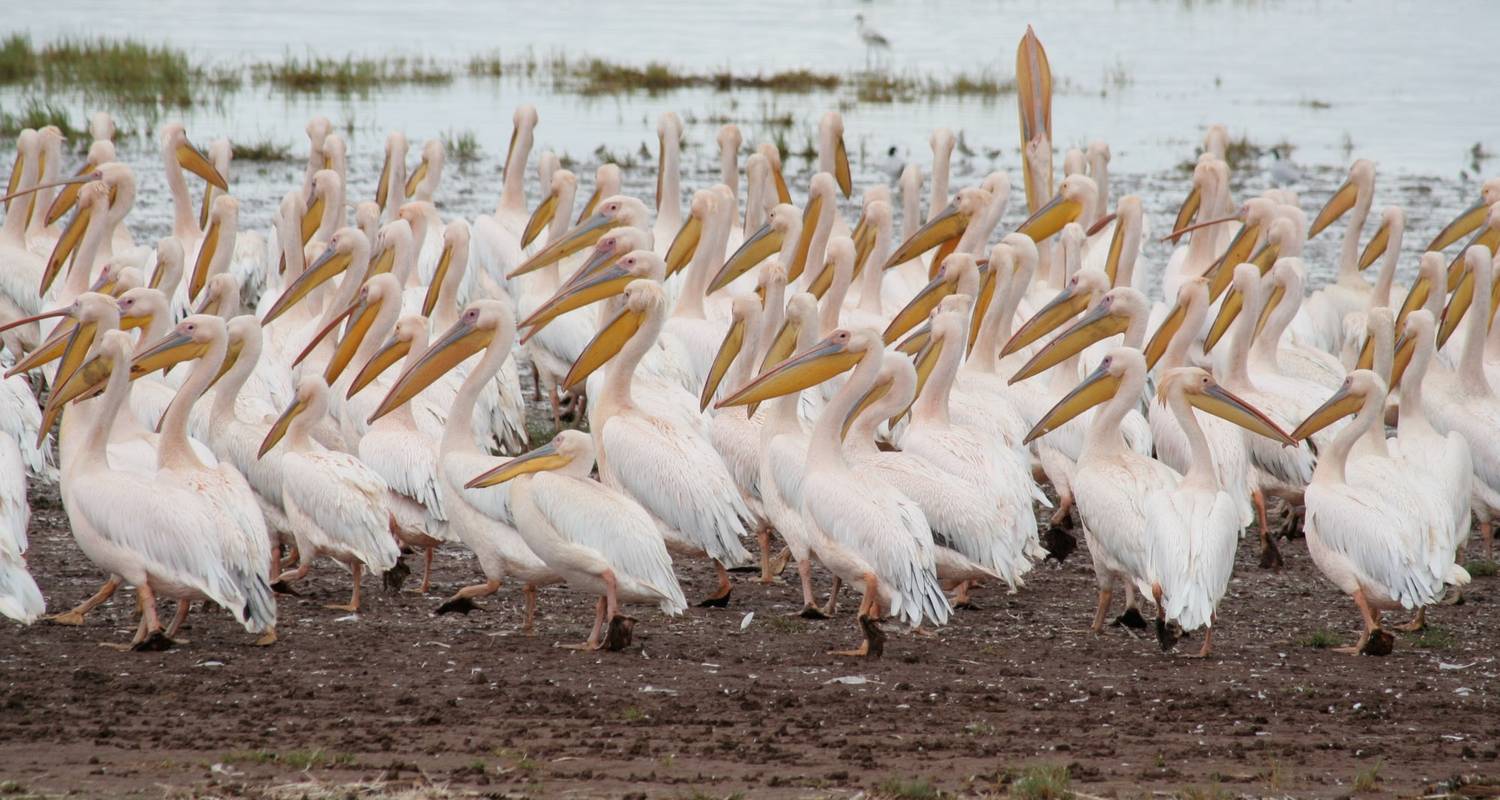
(757, 142), (791, 204)
(512, 195), (648, 278)
(700, 293), (761, 410)
(192, 273), (240, 318)
(713, 202), (802, 292)
(577, 162), (621, 223)
(348, 314), (428, 398)
(1156, 367), (1294, 445)
(160, 122), (227, 190)
(561, 279), (666, 391)
(424, 219), (471, 317)
(40, 179), (112, 295)
(468, 429), (594, 489)
(665, 189), (717, 277)
(371, 298), (516, 423)
(883, 185), (989, 270)
(262, 226), (370, 324)
(375, 131), (409, 211)
(294, 272), (402, 384)
(819, 111), (852, 197)
(1016, 174), (1095, 243)
(521, 167), (578, 249)
(301, 168), (343, 245)
(884, 251), (980, 344)
(1003, 266), (1110, 356)
(1024, 346), (1143, 444)
(1290, 370), (1385, 441)
(1204, 261), (1265, 353)
(2, 291), (121, 381)
(130, 313), (226, 384)
(1427, 176), (1500, 252)
(1142, 277), (1210, 369)
(1308, 158), (1374, 239)
(189, 194), (238, 301)
(260, 374), (332, 457)
(1011, 285), (1148, 383)
(717, 326), (878, 409)
(1358, 206), (1404, 271)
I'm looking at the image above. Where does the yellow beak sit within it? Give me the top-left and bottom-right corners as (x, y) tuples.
(1001, 280), (1089, 355)
(1016, 25), (1053, 213)
(371, 315), (494, 423)
(375, 149), (394, 212)
(1024, 359), (1118, 445)
(188, 216), (221, 301)
(321, 295), (383, 385)
(177, 141), (229, 190)
(1102, 216), (1130, 287)
(663, 214), (703, 277)
(45, 166), (99, 225)
(1190, 381), (1295, 445)
(716, 333), (860, 409)
(1253, 282), (1284, 341)
(1390, 331), (1416, 388)
(347, 332), (410, 398)
(576, 184), (603, 225)
(966, 264), (997, 356)
(300, 192), (325, 246)
(1289, 381), (1363, 441)
(131, 329), (207, 379)
(894, 320), (931, 356)
(842, 374), (893, 441)
(510, 210), (619, 279)
(561, 304), (645, 391)
(1015, 189), (1081, 243)
(403, 157), (429, 198)
(41, 348), (116, 435)
(522, 188), (560, 250)
(851, 214), (879, 280)
(1203, 287), (1244, 353)
(1307, 178), (1356, 239)
(883, 201), (967, 270)
(769, 156), (792, 205)
(1167, 185), (1201, 244)
(1142, 299), (1186, 370)
(700, 314), (748, 411)
(261, 245), (352, 325)
(883, 270), (956, 344)
(1393, 273), (1432, 334)
(423, 238), (456, 317)
(1426, 199), (1491, 252)
(258, 397), (308, 458)
(1446, 224), (1500, 291)
(41, 201), (93, 295)
(205, 338), (243, 394)
(1009, 300), (1125, 384)
(711, 222), (781, 293)
(1248, 239), (1280, 276)
(467, 441), (572, 489)
(1204, 221), (1262, 300)
(1438, 266), (1480, 348)
(519, 262), (636, 336)
(1, 306), (75, 377)
(1357, 217), (1392, 270)
(786, 194), (823, 283)
(834, 134), (852, 198)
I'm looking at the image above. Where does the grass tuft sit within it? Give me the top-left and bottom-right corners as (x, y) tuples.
(1411, 626), (1454, 650)
(0, 35), (211, 107)
(0, 97), (76, 137)
(1465, 559), (1496, 577)
(1297, 627), (1342, 649)
(253, 55), (453, 94)
(441, 129), (482, 164)
(1353, 760), (1382, 792)
(876, 776), (942, 799)
(232, 138), (293, 162)
(1008, 764), (1072, 800)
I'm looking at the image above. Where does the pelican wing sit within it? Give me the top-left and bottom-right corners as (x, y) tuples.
(529, 473), (687, 613)
(1145, 487), (1238, 631)
(282, 450), (400, 573)
(600, 413), (753, 567)
(359, 426), (446, 521)
(446, 450), (514, 524)
(1305, 482), (1444, 610)
(0, 376), (51, 480)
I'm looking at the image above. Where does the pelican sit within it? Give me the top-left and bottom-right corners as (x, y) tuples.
(260, 374), (401, 612)
(467, 430), (687, 651)
(1299, 160), (1377, 353)
(1291, 368), (1469, 655)
(1425, 246), (1500, 560)
(720, 325), (951, 656)
(21, 126), (65, 258)
(0, 367), (46, 623)
(369, 299), (560, 626)
(204, 142), (270, 313)
(1250, 259), (1345, 390)
(578, 162), (622, 225)
(559, 278), (753, 604)
(517, 168), (591, 423)
(1162, 159), (1230, 300)
(159, 124), (229, 270)
(375, 131), (410, 223)
(0, 130), (46, 352)
(1025, 347), (1292, 635)
(350, 315), (451, 593)
(817, 112), (853, 202)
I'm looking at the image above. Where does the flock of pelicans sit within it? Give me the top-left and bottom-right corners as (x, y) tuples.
(0, 31), (1496, 659)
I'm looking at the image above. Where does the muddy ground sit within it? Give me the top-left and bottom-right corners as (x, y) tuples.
(2, 475), (1497, 800)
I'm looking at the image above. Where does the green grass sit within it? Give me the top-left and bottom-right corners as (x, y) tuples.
(1353, 760), (1382, 792)
(252, 55), (453, 94)
(1465, 559), (1497, 577)
(1411, 626), (1455, 650)
(0, 98), (76, 137)
(221, 748), (353, 770)
(622, 706), (646, 722)
(1297, 627), (1343, 649)
(1008, 765), (1072, 800)
(0, 35), (208, 107)
(232, 138), (293, 162)
(441, 129), (482, 164)
(876, 777), (942, 799)
(221, 749), (279, 765)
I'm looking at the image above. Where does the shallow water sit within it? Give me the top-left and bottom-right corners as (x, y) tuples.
(5, 0), (1500, 294)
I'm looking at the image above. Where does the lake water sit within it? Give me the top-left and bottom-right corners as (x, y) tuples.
(6, 0), (1500, 293)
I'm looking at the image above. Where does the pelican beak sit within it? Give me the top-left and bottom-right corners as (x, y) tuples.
(1248, 239), (1280, 275)
(787, 194), (823, 283)
(188, 215), (222, 301)
(205, 338), (243, 394)
(769, 157), (792, 204)
(1024, 358), (1118, 445)
(1204, 221), (1262, 300)
(925, 235), (962, 280)
(561, 303), (645, 391)
(1308, 178), (1357, 239)
(1002, 280), (1089, 355)
(842, 374), (893, 441)
(1357, 216), (1393, 270)
(40, 349), (115, 441)
(883, 201), (967, 270)
(1394, 272), (1432, 333)
(368, 238), (399, 277)
(41, 201), (93, 295)
(1290, 381), (1362, 441)
(747, 314), (803, 417)
(258, 396), (308, 458)
(1253, 281), (1285, 340)
(519, 262), (635, 336)
(131, 329), (206, 379)
(510, 211), (618, 278)
(1015, 188), (1082, 243)
(576, 184), (603, 225)
(1010, 300), (1125, 384)
(348, 331), (410, 398)
(1437, 266), (1476, 348)
(371, 314), (493, 423)
(119, 304), (154, 331)
(1390, 330), (1416, 387)
(807, 255), (837, 300)
(2, 308), (78, 378)
(375, 148), (393, 212)
(716, 332), (860, 409)
(1191, 382), (1295, 445)
(1016, 25), (1053, 213)
(1203, 287), (1244, 353)
(1101, 216), (1129, 286)
(664, 213), (703, 277)
(1446, 224), (1500, 291)
(177, 140), (229, 190)
(700, 313), (748, 411)
(1427, 199), (1490, 252)
(44, 167), (99, 225)
(834, 134), (852, 198)
(300, 192), (325, 246)
(467, 440), (571, 489)
(522, 188), (560, 249)
(321, 294), (383, 384)
(883, 269), (956, 344)
(907, 334), (946, 412)
(261, 244), (352, 324)
(1142, 299), (1186, 370)
(1160, 212), (1239, 244)
(711, 222), (781, 293)
(198, 184), (215, 232)
(403, 156), (428, 198)
(423, 238), (456, 317)
(3, 149), (19, 205)
(88, 269), (118, 296)
(967, 264), (997, 355)
(851, 214), (878, 279)
(895, 320), (931, 356)
(1167, 185), (1201, 244)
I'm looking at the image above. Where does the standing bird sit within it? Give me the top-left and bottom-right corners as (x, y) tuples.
(855, 14), (892, 68)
